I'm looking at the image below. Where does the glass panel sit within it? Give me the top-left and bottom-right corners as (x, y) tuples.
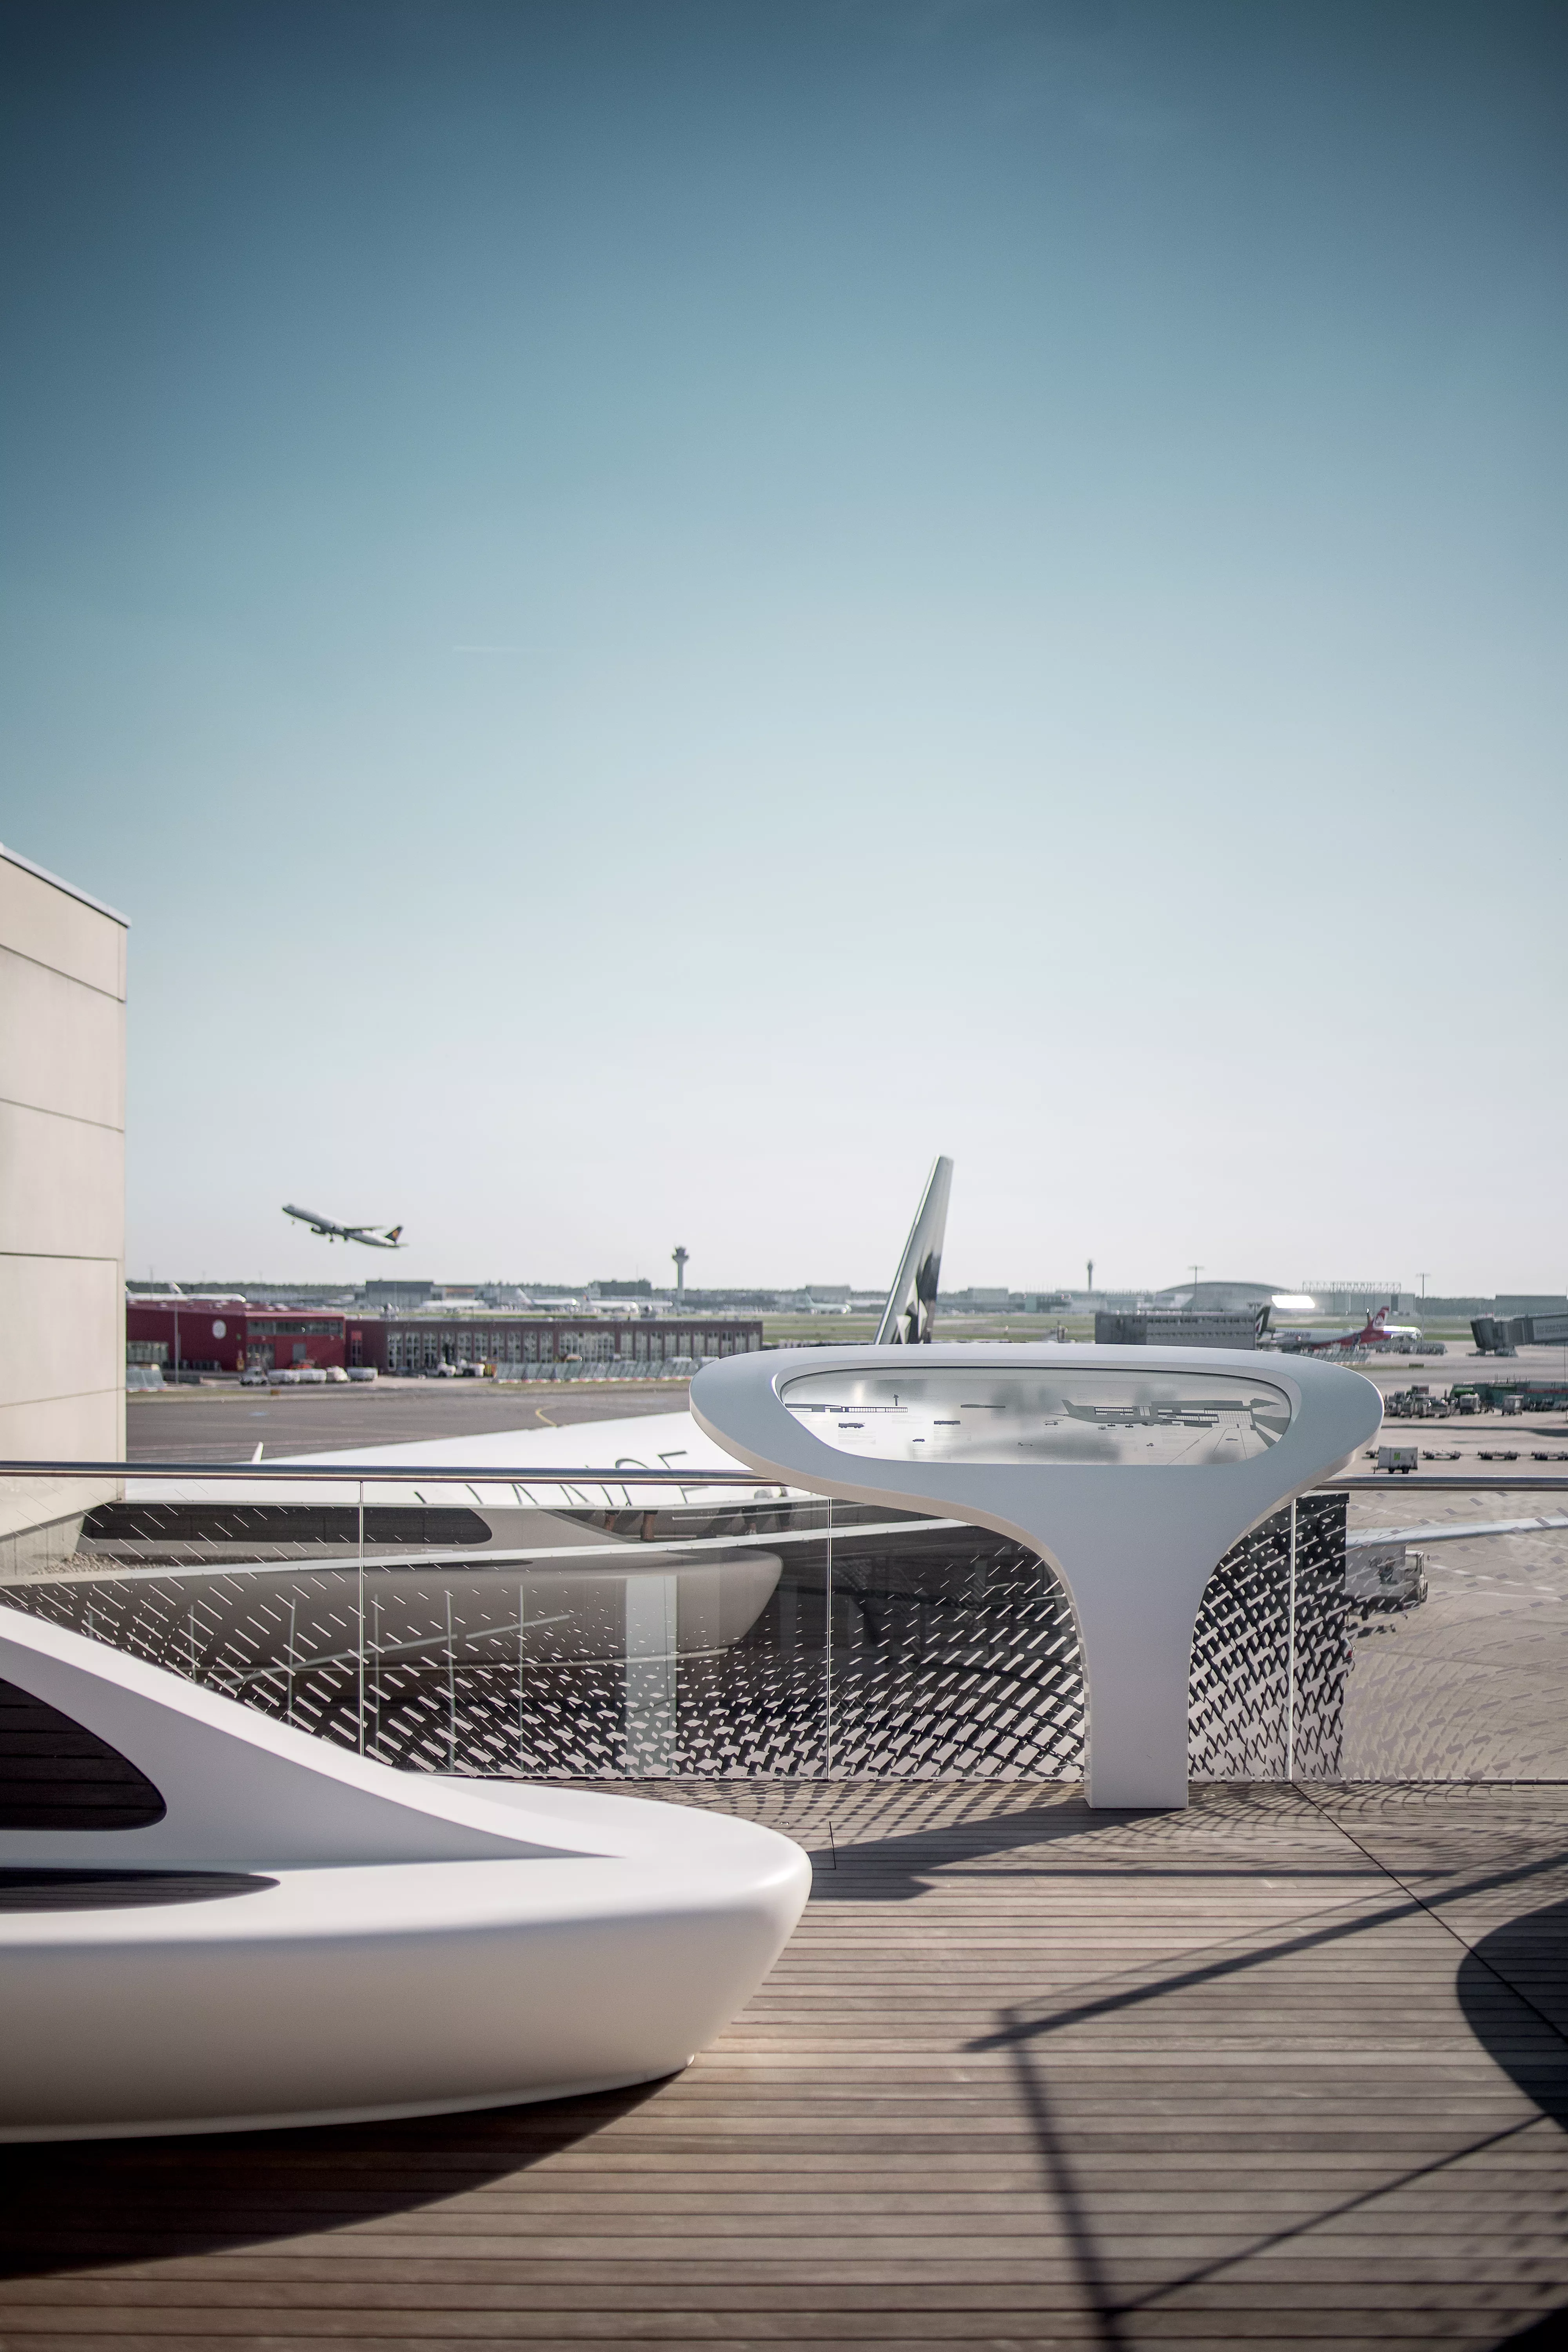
(783, 1365), (1293, 1465)
(825, 1517), (1083, 1777)
(1340, 1487), (1568, 1780)
(3, 1466), (1559, 1787)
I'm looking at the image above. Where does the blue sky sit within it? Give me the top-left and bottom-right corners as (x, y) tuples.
(3, 0), (1564, 1292)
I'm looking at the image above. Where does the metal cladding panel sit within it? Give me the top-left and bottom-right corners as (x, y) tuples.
(1188, 1495), (1347, 1780)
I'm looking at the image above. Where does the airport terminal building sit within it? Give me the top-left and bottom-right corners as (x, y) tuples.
(125, 1298), (762, 1376)
(368, 1313), (762, 1376)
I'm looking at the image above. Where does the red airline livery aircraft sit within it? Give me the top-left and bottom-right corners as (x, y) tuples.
(1284, 1306), (1423, 1354)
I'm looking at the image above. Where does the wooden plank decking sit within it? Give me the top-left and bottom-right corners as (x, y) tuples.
(2, 1779), (1566, 2348)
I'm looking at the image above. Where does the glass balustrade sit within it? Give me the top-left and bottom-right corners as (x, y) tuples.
(1, 1463), (1564, 1782)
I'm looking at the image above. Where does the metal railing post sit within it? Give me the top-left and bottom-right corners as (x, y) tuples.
(1285, 1498), (1297, 1783)
(446, 1586), (457, 1770)
(357, 1480), (366, 1755)
(823, 1499), (833, 1778)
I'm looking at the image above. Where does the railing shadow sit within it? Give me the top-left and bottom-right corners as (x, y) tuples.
(804, 1779), (1371, 1903)
(978, 1817), (1568, 2345)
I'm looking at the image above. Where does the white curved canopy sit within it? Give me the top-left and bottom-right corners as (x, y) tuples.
(693, 1343), (1383, 1810)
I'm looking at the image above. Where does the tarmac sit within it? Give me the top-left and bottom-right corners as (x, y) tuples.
(125, 1376), (691, 1462)
(1348, 1343), (1568, 1480)
(128, 1345), (1568, 1475)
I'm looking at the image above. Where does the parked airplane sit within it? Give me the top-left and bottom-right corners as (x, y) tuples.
(1280, 1307), (1423, 1355)
(283, 1205), (406, 1250)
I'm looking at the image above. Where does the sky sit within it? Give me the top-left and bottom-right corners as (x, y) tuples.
(2, 0), (1564, 1294)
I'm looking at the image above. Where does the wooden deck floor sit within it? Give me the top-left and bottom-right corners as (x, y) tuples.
(2, 1780), (1566, 2348)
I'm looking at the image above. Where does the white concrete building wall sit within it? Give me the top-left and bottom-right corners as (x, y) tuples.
(0, 846), (127, 1465)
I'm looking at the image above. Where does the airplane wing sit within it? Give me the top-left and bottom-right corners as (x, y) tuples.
(875, 1156), (954, 1345)
(1347, 1513), (1568, 1550)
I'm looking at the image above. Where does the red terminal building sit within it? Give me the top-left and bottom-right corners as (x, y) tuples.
(127, 1301), (354, 1375)
(126, 1301), (763, 1377)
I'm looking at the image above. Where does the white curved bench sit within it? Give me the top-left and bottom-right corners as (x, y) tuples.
(0, 1607), (809, 2141)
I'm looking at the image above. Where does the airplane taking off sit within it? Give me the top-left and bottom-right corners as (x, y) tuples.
(170, 1159), (958, 1514)
(283, 1205), (406, 1249)
(1280, 1306), (1423, 1354)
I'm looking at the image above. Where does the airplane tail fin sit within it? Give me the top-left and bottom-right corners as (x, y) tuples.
(386, 1225), (403, 1243)
(875, 1156), (954, 1345)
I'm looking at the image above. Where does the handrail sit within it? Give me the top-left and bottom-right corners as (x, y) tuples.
(1325, 1475), (1568, 1492)
(6, 1460), (1568, 1494)
(3, 1517), (961, 1589)
(0, 1460), (790, 1485)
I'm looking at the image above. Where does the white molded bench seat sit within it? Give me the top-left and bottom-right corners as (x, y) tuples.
(0, 1609), (809, 2141)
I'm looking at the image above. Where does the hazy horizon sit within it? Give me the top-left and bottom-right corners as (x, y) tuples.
(4, 0), (1564, 1294)
(115, 1241), (1537, 1308)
